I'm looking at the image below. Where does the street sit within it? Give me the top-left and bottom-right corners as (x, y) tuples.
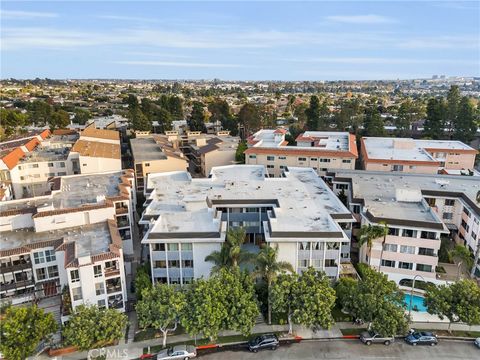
(199, 340), (479, 360)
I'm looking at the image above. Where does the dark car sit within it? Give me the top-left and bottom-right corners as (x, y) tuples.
(405, 331), (438, 346)
(248, 334), (279, 352)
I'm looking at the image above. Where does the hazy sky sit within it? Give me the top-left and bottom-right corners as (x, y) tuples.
(1, 1), (479, 80)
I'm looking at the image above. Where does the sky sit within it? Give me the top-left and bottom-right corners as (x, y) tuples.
(1, 1), (479, 80)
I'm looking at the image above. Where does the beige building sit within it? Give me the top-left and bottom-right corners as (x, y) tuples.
(245, 129), (358, 177)
(361, 137), (478, 175)
(130, 135), (187, 192)
(330, 169), (480, 285)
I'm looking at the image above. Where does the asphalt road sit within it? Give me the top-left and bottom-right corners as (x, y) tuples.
(198, 339), (479, 360)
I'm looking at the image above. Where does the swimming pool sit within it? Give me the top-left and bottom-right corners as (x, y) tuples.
(403, 293), (427, 312)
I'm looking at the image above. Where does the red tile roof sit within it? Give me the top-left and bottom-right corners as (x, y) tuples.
(39, 129), (51, 140)
(24, 138), (40, 152)
(1, 147), (25, 170)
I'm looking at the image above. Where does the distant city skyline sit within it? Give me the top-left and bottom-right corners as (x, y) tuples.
(1, 1), (479, 80)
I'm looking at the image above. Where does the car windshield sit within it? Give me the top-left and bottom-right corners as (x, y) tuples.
(413, 333), (422, 339)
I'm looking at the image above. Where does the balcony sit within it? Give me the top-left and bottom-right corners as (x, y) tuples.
(0, 260), (32, 274)
(0, 279), (35, 292)
(104, 267), (120, 278)
(116, 216), (130, 228)
(115, 206), (129, 215)
(106, 277), (122, 294)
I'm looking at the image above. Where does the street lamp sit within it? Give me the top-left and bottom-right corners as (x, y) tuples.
(408, 274), (425, 321)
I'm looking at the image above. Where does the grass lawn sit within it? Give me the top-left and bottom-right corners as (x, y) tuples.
(143, 332), (287, 354)
(340, 328), (366, 336)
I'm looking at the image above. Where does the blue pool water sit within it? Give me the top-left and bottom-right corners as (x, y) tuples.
(403, 294), (427, 312)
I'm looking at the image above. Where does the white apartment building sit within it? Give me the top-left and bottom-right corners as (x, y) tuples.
(245, 129), (357, 177)
(0, 170), (135, 311)
(361, 137), (478, 175)
(0, 127), (122, 199)
(329, 170), (480, 284)
(140, 165), (354, 285)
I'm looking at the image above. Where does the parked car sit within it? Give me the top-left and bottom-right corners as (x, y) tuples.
(474, 337), (480, 349)
(248, 334), (279, 352)
(405, 331), (438, 346)
(359, 331), (394, 345)
(157, 345), (197, 360)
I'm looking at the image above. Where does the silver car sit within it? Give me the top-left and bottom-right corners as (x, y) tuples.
(157, 345), (197, 360)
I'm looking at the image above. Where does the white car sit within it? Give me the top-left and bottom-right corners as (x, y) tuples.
(474, 337), (480, 349)
(157, 345), (197, 360)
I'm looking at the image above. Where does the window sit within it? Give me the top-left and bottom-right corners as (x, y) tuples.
(70, 269), (80, 283)
(342, 159), (351, 163)
(298, 157), (307, 162)
(31, 164), (39, 168)
(48, 162), (54, 167)
(267, 165), (274, 169)
(183, 277), (193, 284)
(416, 264), (433, 272)
(95, 282), (105, 296)
(381, 259), (395, 268)
(182, 259), (194, 268)
(168, 260), (179, 268)
(392, 165), (403, 171)
(418, 248), (435, 256)
(312, 259), (322, 268)
(327, 242), (339, 250)
(45, 250), (56, 262)
(298, 242), (310, 250)
(72, 287), (82, 301)
(421, 231), (436, 240)
(98, 299), (106, 308)
(463, 207), (471, 218)
(58, 162), (66, 168)
(153, 243), (165, 251)
(181, 243), (192, 251)
(278, 156), (286, 160)
(388, 228), (400, 236)
(443, 212), (453, 220)
(155, 260), (167, 268)
(319, 158), (331, 163)
(36, 268), (47, 281)
(266, 156), (275, 161)
(310, 158), (317, 162)
(249, 155), (256, 159)
(47, 265), (59, 278)
(383, 243), (398, 252)
(335, 184), (348, 190)
(445, 199), (455, 206)
(34, 252), (45, 264)
(57, 172), (67, 176)
(325, 259), (336, 267)
(425, 198), (436, 207)
(398, 262), (413, 270)
(167, 243), (178, 251)
(145, 163), (150, 167)
(403, 229), (417, 238)
(20, 176), (25, 181)
(94, 265), (102, 278)
(298, 259), (308, 268)
(48, 172), (55, 177)
(461, 220), (469, 232)
(280, 165), (287, 170)
(400, 245), (415, 254)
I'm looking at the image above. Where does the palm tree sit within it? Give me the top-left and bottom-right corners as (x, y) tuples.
(358, 222), (388, 269)
(252, 245), (294, 325)
(205, 227), (255, 273)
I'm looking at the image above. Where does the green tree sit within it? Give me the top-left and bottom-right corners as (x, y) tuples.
(181, 277), (226, 341)
(424, 98), (447, 139)
(130, 108), (152, 132)
(395, 98), (422, 137)
(358, 223), (388, 267)
(446, 85), (461, 137)
(208, 99), (235, 134)
(235, 140), (247, 163)
(134, 262), (152, 301)
(0, 305), (58, 360)
(136, 283), (186, 348)
(338, 267), (408, 336)
(449, 245), (474, 276)
(50, 109), (70, 130)
(188, 101), (207, 132)
(363, 106), (385, 136)
(271, 268), (336, 334)
(425, 279), (480, 331)
(334, 277), (357, 311)
(156, 108), (173, 132)
(126, 94), (139, 109)
(252, 245), (294, 325)
(73, 108), (91, 125)
(305, 95), (320, 130)
(27, 100), (52, 126)
(217, 268), (259, 336)
(168, 96), (184, 119)
(238, 103), (261, 137)
(62, 305), (128, 351)
(453, 97), (477, 143)
(205, 227), (254, 273)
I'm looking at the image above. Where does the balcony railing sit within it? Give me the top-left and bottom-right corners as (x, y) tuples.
(0, 279), (35, 292)
(116, 207), (128, 215)
(104, 268), (120, 278)
(0, 261), (32, 274)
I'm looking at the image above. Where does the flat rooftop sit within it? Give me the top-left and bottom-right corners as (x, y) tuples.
(297, 131), (351, 151)
(362, 137), (476, 162)
(1, 222), (111, 258)
(130, 137), (168, 161)
(332, 169), (480, 226)
(144, 165), (352, 237)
